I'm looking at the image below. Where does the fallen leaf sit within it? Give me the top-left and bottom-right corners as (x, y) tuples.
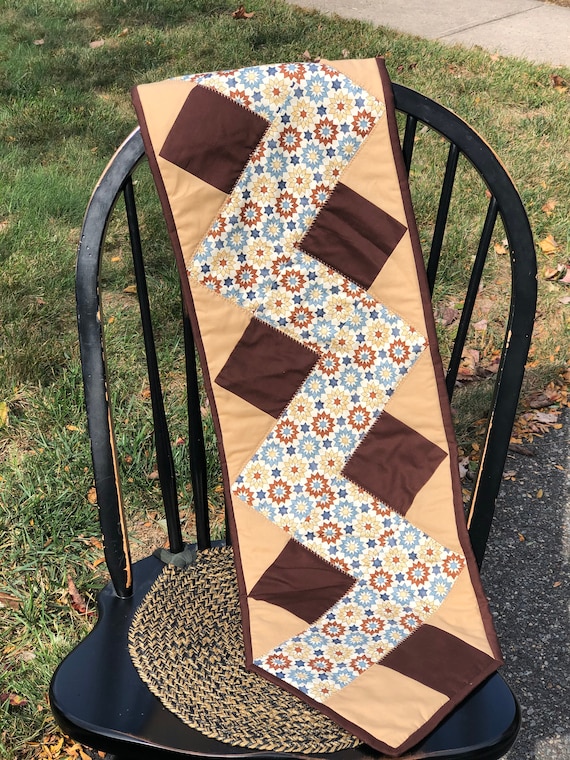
(302, 50), (312, 61)
(473, 319), (487, 331)
(342, 49), (350, 58)
(33, 39), (45, 46)
(559, 295), (570, 304)
(541, 199), (558, 216)
(67, 577), (91, 615)
(87, 487), (97, 505)
(65, 424), (79, 432)
(539, 234), (560, 254)
(0, 401), (8, 428)
(0, 592), (20, 610)
(148, 470), (160, 480)
(534, 411), (559, 424)
(508, 443), (534, 456)
(18, 650), (36, 663)
(536, 488), (543, 499)
(544, 263), (570, 281)
(0, 692), (28, 707)
(118, 28), (129, 37)
(494, 241), (508, 255)
(518, 533), (525, 542)
(553, 580), (562, 588)
(231, 5), (255, 18)
(438, 305), (460, 326)
(89, 39), (105, 49)
(123, 284), (137, 294)
(549, 73), (568, 92)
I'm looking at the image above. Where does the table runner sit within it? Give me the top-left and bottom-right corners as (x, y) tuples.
(132, 57), (502, 756)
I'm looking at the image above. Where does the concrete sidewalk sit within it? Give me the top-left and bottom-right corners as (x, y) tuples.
(290, 0), (570, 68)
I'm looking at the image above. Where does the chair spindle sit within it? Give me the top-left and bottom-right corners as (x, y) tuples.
(124, 177), (184, 554)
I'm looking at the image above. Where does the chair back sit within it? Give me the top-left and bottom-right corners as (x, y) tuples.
(76, 84), (536, 598)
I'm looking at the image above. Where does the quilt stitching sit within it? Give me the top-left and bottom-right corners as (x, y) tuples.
(176, 62), (466, 703)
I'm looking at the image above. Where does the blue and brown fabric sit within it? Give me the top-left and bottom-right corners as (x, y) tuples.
(132, 57), (502, 756)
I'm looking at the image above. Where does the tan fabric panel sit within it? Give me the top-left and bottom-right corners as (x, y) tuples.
(189, 282), (276, 481)
(324, 664), (448, 749)
(427, 567), (496, 657)
(327, 58), (386, 104)
(381, 351), (461, 551)
(333, 104), (427, 335)
(400, 461), (461, 553)
(159, 164), (227, 270)
(188, 281), (251, 378)
(232, 496), (290, 594)
(136, 79), (197, 150)
(137, 80), (228, 269)
(383, 350), (448, 446)
(248, 598), (309, 661)
(368, 233), (427, 337)
(338, 111), (406, 227)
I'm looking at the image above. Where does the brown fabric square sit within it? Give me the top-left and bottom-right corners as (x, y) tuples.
(300, 183), (406, 289)
(159, 85), (269, 194)
(342, 412), (447, 516)
(249, 539), (355, 624)
(381, 625), (497, 697)
(215, 318), (319, 418)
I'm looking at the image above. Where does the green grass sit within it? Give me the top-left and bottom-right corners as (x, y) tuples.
(0, 0), (569, 756)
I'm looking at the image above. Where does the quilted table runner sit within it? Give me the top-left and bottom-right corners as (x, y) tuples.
(132, 57), (502, 756)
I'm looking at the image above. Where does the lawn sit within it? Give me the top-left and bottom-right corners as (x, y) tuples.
(0, 0), (569, 757)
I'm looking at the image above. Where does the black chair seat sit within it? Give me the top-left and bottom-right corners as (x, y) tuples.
(51, 554), (519, 760)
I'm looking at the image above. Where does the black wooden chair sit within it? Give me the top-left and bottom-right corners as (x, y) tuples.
(50, 83), (537, 759)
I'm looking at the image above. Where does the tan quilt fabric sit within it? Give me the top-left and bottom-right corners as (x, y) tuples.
(132, 57), (502, 756)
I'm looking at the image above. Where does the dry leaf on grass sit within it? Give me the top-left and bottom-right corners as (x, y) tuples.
(67, 577), (93, 616)
(549, 73), (568, 93)
(0, 591), (20, 610)
(89, 39), (105, 49)
(539, 234), (561, 254)
(0, 692), (28, 707)
(544, 263), (570, 282)
(541, 199), (558, 216)
(232, 5), (255, 18)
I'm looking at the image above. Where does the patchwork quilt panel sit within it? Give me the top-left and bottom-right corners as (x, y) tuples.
(132, 57), (502, 756)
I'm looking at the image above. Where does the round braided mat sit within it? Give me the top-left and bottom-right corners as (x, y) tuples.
(128, 546), (360, 752)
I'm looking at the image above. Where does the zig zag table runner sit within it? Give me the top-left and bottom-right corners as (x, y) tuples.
(132, 57), (502, 756)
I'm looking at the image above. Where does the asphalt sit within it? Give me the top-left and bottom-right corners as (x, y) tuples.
(282, 0), (570, 757)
